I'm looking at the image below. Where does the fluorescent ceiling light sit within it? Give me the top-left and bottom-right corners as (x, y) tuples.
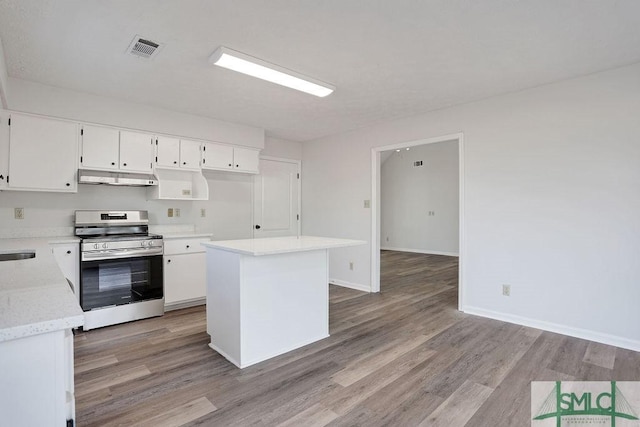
(209, 46), (335, 97)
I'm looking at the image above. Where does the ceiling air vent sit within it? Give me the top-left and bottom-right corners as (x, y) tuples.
(127, 35), (163, 59)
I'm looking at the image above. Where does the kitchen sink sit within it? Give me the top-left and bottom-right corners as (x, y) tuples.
(0, 251), (36, 261)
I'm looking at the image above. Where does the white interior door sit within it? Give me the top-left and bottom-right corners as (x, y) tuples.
(253, 158), (300, 238)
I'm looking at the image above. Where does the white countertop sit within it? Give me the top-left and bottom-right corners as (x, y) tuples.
(202, 235), (366, 256)
(161, 232), (213, 240)
(0, 238), (84, 342)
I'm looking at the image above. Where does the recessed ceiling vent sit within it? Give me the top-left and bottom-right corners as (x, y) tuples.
(127, 35), (163, 59)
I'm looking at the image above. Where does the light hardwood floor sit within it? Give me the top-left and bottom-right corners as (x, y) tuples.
(74, 250), (640, 426)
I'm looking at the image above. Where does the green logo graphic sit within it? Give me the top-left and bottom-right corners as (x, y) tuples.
(532, 381), (639, 427)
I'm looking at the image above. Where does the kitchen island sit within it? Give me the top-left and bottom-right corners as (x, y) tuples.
(202, 236), (365, 368)
(0, 238), (84, 426)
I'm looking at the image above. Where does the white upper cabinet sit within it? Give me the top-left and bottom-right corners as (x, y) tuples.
(179, 139), (202, 170)
(233, 147), (260, 173)
(0, 111), (9, 189)
(155, 135), (181, 168)
(119, 131), (154, 173)
(8, 113), (78, 192)
(155, 136), (201, 171)
(81, 126), (153, 173)
(202, 142), (259, 174)
(80, 125), (120, 170)
(202, 142), (233, 170)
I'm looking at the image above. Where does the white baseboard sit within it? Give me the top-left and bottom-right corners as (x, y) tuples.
(329, 278), (371, 293)
(380, 246), (459, 257)
(209, 333), (330, 369)
(463, 306), (640, 352)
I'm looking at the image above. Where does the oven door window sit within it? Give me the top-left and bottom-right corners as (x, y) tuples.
(80, 255), (163, 311)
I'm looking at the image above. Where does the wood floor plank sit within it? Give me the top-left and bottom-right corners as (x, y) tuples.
(332, 333), (435, 387)
(130, 396), (216, 427)
(75, 365), (151, 397)
(72, 251), (638, 427)
(418, 380), (494, 427)
(583, 341), (617, 369)
(277, 403), (338, 427)
(75, 354), (119, 374)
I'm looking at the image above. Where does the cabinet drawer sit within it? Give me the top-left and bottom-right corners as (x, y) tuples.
(163, 238), (210, 255)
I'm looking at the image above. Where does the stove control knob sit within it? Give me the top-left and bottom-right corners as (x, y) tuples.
(140, 241), (146, 247)
(147, 241), (154, 247)
(93, 243), (100, 249)
(102, 243), (108, 249)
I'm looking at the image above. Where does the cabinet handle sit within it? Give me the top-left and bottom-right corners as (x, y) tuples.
(0, 175), (4, 180)
(186, 245), (190, 249)
(228, 163), (232, 167)
(111, 162), (116, 166)
(173, 161), (177, 164)
(236, 164), (239, 168)
(66, 183), (70, 187)
(183, 162), (187, 165)
(123, 163), (127, 167)
(66, 250), (71, 254)
(167, 259), (171, 263)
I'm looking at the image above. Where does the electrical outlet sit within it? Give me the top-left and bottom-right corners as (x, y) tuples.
(386, 236), (389, 242)
(167, 208), (173, 218)
(502, 284), (511, 297)
(175, 208), (180, 218)
(349, 261), (354, 270)
(14, 208), (24, 220)
(201, 208), (206, 218)
(364, 200), (371, 209)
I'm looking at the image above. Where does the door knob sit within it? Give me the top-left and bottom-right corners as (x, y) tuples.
(255, 225), (261, 230)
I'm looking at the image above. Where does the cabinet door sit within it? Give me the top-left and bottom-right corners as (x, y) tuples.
(155, 135), (180, 168)
(179, 139), (201, 170)
(233, 147), (260, 173)
(164, 253), (206, 305)
(120, 130), (153, 173)
(9, 114), (78, 191)
(81, 125), (120, 170)
(202, 142), (233, 170)
(0, 111), (9, 189)
(51, 243), (79, 301)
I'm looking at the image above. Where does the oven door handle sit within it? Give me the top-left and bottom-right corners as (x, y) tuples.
(81, 247), (163, 261)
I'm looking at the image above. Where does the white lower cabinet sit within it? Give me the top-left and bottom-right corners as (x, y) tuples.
(50, 242), (80, 301)
(0, 328), (76, 426)
(164, 237), (210, 308)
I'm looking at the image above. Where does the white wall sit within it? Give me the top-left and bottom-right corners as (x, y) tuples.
(0, 78), (281, 240)
(381, 141), (459, 255)
(0, 173), (255, 240)
(7, 78), (264, 149)
(262, 136), (302, 161)
(302, 62), (640, 350)
(0, 37), (8, 108)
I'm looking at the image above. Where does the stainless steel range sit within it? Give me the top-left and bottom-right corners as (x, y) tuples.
(75, 210), (164, 330)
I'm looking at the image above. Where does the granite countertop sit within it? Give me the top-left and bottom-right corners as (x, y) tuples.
(0, 238), (84, 342)
(202, 235), (366, 256)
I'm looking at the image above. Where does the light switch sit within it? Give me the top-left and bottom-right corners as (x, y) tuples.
(364, 200), (371, 208)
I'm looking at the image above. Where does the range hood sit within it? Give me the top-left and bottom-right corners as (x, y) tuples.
(78, 169), (158, 186)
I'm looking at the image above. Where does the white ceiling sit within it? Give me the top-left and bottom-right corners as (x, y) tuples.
(1, 1), (640, 142)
